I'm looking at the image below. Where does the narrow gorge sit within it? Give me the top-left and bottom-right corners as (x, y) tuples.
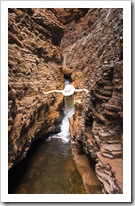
(8, 8), (123, 194)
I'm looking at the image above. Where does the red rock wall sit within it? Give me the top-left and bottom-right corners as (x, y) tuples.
(8, 8), (64, 170)
(8, 8), (123, 194)
(60, 8), (123, 193)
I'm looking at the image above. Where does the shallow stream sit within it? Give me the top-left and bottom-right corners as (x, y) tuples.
(8, 116), (85, 194)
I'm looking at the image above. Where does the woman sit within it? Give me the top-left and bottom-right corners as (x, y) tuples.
(43, 84), (88, 141)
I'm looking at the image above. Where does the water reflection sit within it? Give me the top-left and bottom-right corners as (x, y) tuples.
(9, 116), (85, 194)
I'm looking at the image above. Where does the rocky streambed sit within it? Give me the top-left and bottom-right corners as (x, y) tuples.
(9, 115), (102, 194)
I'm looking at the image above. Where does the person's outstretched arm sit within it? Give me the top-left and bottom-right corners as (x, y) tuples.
(75, 88), (89, 93)
(43, 89), (63, 95)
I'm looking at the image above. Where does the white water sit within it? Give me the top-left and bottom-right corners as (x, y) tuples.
(48, 115), (70, 144)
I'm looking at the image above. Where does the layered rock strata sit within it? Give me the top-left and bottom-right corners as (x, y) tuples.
(60, 8), (123, 193)
(8, 8), (64, 170)
(8, 8), (123, 194)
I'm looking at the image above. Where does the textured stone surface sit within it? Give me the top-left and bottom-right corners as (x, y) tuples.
(54, 8), (89, 25)
(8, 8), (64, 169)
(8, 8), (123, 194)
(71, 143), (102, 194)
(60, 8), (123, 193)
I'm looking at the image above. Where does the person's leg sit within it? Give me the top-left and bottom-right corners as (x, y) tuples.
(68, 115), (74, 139)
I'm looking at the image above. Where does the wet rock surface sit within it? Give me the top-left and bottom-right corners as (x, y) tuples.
(71, 143), (102, 194)
(60, 8), (123, 193)
(8, 8), (64, 169)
